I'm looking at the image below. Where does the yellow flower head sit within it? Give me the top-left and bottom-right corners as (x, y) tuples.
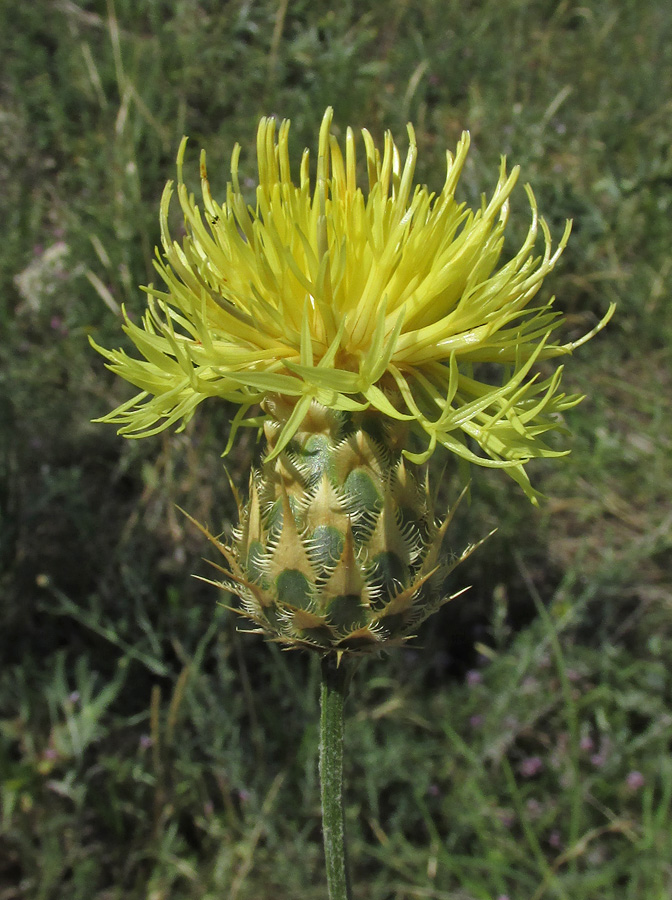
(92, 108), (612, 500)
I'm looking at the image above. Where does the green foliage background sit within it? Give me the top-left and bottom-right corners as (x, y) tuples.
(1, 1), (671, 897)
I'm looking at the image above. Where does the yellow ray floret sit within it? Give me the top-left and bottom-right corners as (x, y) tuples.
(91, 107), (613, 499)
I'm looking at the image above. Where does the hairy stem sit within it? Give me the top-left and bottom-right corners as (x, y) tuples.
(319, 655), (353, 900)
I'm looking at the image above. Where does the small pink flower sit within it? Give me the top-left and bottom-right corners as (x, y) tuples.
(466, 669), (482, 686)
(548, 830), (562, 849)
(498, 809), (515, 829)
(626, 771), (645, 790)
(50, 316), (69, 335)
(519, 756), (543, 777)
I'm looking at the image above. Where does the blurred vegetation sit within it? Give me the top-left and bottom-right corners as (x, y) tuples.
(1, 0), (671, 897)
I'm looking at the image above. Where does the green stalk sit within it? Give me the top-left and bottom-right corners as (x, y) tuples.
(319, 655), (353, 900)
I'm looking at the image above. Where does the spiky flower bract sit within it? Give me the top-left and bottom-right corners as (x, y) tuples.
(92, 107), (613, 502)
(189, 400), (489, 656)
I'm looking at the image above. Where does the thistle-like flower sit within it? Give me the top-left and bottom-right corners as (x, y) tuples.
(92, 108), (611, 655)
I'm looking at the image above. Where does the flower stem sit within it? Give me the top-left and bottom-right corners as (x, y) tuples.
(319, 655), (353, 900)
